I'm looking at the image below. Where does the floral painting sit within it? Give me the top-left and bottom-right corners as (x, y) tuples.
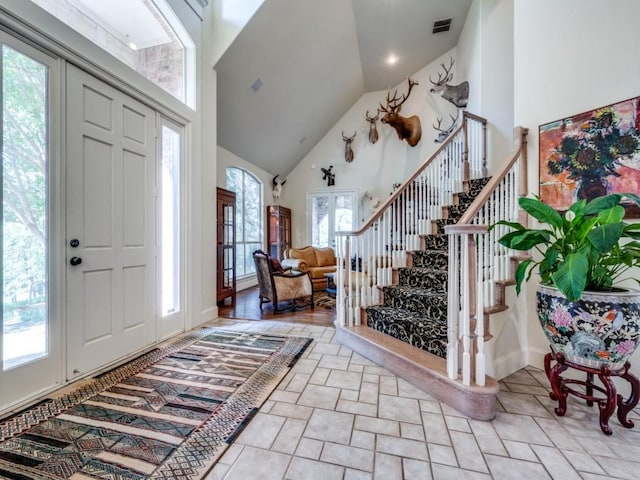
(539, 96), (640, 217)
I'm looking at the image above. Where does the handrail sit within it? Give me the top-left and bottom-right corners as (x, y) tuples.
(444, 126), (529, 386)
(338, 112), (486, 236)
(448, 126), (529, 229)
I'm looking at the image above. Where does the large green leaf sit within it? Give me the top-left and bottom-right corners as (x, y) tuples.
(498, 229), (550, 250)
(622, 192), (640, 207)
(551, 252), (588, 301)
(584, 194), (622, 215)
(597, 206), (625, 224)
(588, 222), (624, 253)
(514, 259), (533, 295)
(575, 217), (599, 242)
(489, 220), (525, 232)
(519, 197), (563, 229)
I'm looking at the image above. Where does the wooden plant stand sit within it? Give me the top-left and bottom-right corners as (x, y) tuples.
(544, 351), (640, 435)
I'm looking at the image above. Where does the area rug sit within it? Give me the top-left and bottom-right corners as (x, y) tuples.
(315, 292), (336, 310)
(0, 328), (312, 480)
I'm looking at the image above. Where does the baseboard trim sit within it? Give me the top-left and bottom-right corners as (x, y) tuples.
(491, 349), (528, 381)
(335, 322), (500, 420)
(527, 347), (549, 370)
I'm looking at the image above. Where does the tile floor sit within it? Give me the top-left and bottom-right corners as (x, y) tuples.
(205, 318), (640, 480)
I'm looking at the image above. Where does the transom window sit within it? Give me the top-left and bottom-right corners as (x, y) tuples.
(30, 0), (195, 106)
(226, 167), (262, 278)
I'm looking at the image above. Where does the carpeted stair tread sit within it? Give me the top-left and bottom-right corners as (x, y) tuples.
(446, 203), (470, 220)
(398, 267), (448, 291)
(456, 177), (491, 204)
(366, 306), (448, 358)
(382, 286), (447, 317)
(434, 218), (458, 234)
(422, 234), (448, 250)
(410, 250), (448, 269)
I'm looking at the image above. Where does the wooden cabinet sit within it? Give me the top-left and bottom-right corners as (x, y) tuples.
(267, 205), (291, 260)
(217, 187), (236, 306)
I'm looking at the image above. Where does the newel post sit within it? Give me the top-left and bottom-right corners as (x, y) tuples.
(462, 114), (470, 182)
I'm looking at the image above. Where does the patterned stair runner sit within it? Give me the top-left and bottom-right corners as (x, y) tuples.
(366, 177), (490, 358)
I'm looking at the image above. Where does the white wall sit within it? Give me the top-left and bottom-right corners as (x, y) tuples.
(514, 0), (640, 369)
(216, 146), (276, 291)
(210, 0), (265, 66)
(282, 49), (462, 247)
(458, 0), (514, 170)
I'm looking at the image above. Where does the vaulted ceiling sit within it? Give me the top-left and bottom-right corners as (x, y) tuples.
(214, 0), (472, 177)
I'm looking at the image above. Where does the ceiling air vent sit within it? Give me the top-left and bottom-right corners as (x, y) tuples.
(432, 18), (452, 34)
(250, 78), (263, 92)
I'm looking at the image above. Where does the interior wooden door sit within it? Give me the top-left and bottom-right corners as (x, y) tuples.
(65, 64), (156, 380)
(217, 187), (236, 305)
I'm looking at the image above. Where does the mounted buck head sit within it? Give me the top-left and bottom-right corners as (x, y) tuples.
(433, 111), (460, 144)
(365, 110), (379, 144)
(342, 131), (356, 163)
(429, 57), (469, 109)
(272, 174), (286, 199)
(378, 77), (422, 147)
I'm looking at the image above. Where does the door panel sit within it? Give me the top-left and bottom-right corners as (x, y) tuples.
(308, 191), (357, 247)
(66, 64), (156, 380)
(0, 34), (61, 412)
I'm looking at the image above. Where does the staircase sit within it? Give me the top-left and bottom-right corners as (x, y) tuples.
(366, 177), (490, 359)
(334, 113), (529, 420)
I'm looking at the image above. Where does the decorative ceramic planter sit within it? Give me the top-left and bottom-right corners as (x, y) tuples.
(537, 285), (640, 370)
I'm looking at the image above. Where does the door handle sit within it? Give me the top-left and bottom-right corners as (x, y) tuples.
(70, 256), (82, 266)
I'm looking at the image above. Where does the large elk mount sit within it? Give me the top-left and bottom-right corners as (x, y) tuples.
(378, 77), (422, 147)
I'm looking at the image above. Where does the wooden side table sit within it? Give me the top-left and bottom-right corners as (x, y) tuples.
(544, 351), (640, 435)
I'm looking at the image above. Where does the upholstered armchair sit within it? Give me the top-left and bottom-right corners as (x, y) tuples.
(252, 250), (314, 313)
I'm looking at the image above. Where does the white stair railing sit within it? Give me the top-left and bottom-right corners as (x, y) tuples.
(335, 112), (487, 331)
(445, 127), (529, 386)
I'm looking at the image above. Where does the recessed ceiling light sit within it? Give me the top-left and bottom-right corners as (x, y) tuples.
(128, 42), (138, 50)
(386, 54), (398, 65)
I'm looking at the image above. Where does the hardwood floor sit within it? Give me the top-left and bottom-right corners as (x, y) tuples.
(217, 286), (336, 327)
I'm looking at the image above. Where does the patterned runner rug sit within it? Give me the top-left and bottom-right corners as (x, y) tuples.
(0, 328), (311, 480)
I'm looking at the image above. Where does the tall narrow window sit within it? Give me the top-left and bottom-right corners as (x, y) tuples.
(2, 45), (48, 369)
(226, 168), (262, 277)
(160, 121), (182, 317)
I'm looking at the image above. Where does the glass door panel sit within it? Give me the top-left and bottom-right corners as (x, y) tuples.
(3, 45), (48, 370)
(159, 118), (184, 339)
(308, 191), (357, 247)
(1, 34), (60, 414)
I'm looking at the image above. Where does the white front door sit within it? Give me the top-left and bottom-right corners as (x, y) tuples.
(65, 65), (156, 380)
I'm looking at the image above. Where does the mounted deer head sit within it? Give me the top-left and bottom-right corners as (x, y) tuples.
(378, 77), (422, 147)
(429, 58), (469, 108)
(342, 131), (356, 163)
(365, 110), (379, 144)
(433, 111), (460, 144)
(272, 174), (286, 199)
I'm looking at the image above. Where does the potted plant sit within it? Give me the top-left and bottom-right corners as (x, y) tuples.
(492, 193), (640, 369)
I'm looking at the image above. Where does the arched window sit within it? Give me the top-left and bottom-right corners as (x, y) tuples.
(226, 167), (263, 277)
